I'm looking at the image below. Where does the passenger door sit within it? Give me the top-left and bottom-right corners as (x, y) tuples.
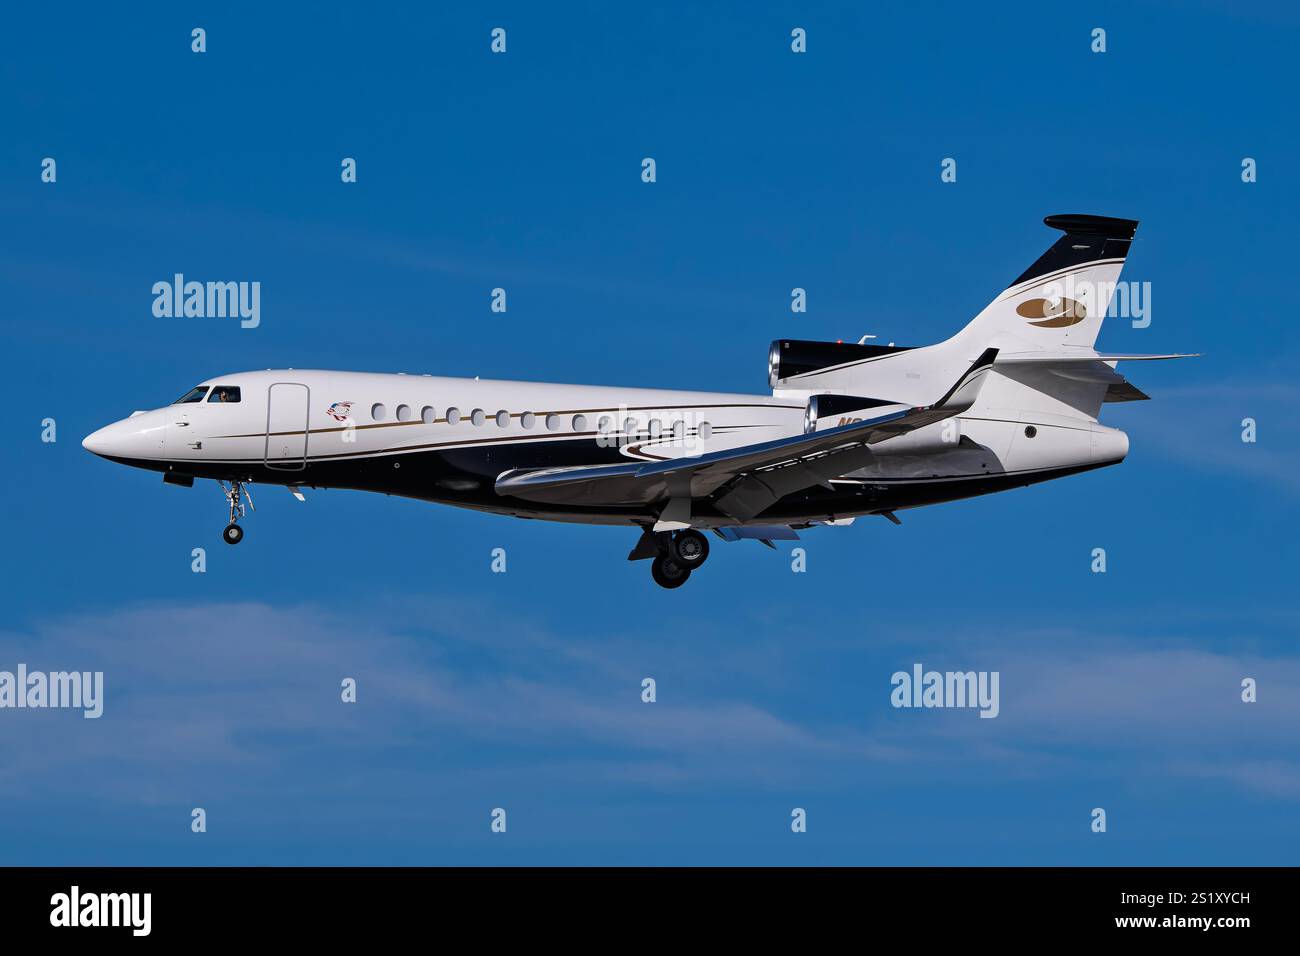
(265, 383), (310, 470)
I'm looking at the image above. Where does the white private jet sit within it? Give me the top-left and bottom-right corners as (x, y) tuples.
(85, 215), (1193, 588)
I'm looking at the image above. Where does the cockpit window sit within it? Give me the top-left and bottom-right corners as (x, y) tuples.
(207, 386), (241, 404)
(173, 386), (209, 404)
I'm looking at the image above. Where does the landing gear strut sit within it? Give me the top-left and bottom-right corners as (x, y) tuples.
(218, 479), (255, 545)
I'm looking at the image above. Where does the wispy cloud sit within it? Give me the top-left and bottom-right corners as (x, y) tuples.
(1, 599), (1296, 811)
(1119, 379), (1300, 492)
(882, 641), (1300, 798)
(0, 600), (873, 805)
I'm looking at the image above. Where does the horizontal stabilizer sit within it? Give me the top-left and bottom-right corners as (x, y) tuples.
(996, 351), (1198, 365)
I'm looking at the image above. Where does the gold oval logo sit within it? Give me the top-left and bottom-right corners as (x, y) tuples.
(1016, 297), (1088, 328)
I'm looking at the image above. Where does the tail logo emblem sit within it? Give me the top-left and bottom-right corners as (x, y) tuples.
(1017, 297), (1088, 328)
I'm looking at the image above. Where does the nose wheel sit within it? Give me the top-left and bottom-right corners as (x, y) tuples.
(217, 479), (255, 545)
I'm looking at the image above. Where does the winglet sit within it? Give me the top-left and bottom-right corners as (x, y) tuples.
(931, 348), (999, 411)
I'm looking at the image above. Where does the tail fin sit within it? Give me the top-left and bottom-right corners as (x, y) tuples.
(767, 216), (1140, 410)
(952, 214), (1138, 351)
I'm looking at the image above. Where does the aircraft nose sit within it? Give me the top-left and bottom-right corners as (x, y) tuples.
(82, 414), (166, 461)
(82, 426), (111, 454)
(82, 425), (112, 456)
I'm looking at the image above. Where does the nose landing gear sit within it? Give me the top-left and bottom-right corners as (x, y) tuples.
(218, 479), (255, 545)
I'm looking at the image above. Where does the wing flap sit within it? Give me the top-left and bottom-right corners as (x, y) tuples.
(716, 525), (801, 542)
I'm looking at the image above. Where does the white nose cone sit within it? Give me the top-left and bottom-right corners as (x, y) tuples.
(82, 426), (111, 455)
(82, 413), (167, 460)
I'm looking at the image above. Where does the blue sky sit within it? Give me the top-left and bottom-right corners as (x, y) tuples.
(1, 1), (1298, 864)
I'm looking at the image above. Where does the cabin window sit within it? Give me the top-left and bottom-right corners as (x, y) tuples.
(623, 417), (637, 434)
(699, 422), (713, 439)
(521, 412), (536, 429)
(421, 406), (436, 424)
(446, 406), (461, 425)
(672, 420), (685, 439)
(206, 386), (241, 403)
(495, 410), (510, 428)
(572, 414), (588, 431)
(648, 418), (662, 437)
(371, 403), (387, 421)
(173, 386), (209, 404)
(597, 416), (612, 433)
(545, 414), (561, 431)
(470, 408), (486, 427)
(396, 404), (412, 422)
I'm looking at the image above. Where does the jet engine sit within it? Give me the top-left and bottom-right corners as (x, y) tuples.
(769, 339), (913, 388)
(802, 394), (901, 434)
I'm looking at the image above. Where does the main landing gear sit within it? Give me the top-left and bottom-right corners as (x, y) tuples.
(644, 528), (711, 589)
(218, 479), (255, 545)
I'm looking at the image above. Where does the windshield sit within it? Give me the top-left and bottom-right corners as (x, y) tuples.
(172, 386), (210, 404)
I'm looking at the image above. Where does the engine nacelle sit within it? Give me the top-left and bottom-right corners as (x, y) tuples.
(803, 394), (902, 433)
(769, 339), (913, 388)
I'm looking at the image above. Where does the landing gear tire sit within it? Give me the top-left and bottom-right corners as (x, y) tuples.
(223, 523), (244, 545)
(671, 529), (710, 567)
(651, 555), (691, 589)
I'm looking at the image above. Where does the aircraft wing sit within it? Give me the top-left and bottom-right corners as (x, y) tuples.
(495, 349), (998, 521)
